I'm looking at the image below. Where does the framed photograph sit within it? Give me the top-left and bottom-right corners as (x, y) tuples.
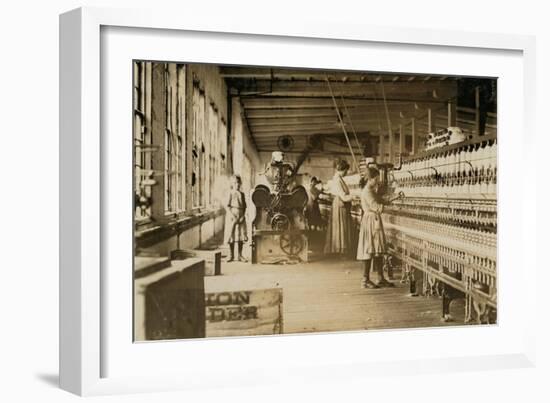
(60, 7), (536, 396)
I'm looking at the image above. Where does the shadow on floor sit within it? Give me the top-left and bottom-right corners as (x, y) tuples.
(35, 373), (59, 388)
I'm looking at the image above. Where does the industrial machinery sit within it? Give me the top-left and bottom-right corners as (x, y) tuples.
(251, 152), (309, 263)
(384, 134), (497, 323)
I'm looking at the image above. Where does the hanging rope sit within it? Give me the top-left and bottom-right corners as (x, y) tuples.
(326, 77), (359, 172)
(380, 81), (394, 161)
(379, 81), (394, 137)
(370, 77), (383, 133)
(339, 93), (362, 153)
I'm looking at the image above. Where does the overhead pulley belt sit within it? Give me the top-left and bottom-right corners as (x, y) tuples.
(326, 77), (359, 172)
(339, 94), (362, 154)
(380, 81), (394, 160)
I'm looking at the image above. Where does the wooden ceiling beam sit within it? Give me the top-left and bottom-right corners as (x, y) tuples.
(247, 113), (413, 127)
(253, 136), (371, 144)
(243, 102), (446, 117)
(241, 97), (451, 109)
(232, 80), (456, 95)
(250, 125), (382, 137)
(252, 136), (384, 149)
(221, 67), (368, 80)
(220, 67), (441, 82)
(237, 90), (455, 98)
(254, 139), (310, 145)
(251, 131), (386, 139)
(245, 109), (340, 119)
(249, 118), (340, 127)
(252, 123), (346, 133)
(252, 130), (352, 138)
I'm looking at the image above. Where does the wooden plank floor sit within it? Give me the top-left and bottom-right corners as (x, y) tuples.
(205, 256), (467, 335)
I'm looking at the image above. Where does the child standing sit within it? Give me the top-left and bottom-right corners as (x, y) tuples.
(305, 176), (326, 231)
(225, 175), (248, 262)
(324, 160), (353, 255)
(356, 167), (402, 288)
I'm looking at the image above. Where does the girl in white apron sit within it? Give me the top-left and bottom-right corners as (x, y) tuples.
(357, 167), (403, 288)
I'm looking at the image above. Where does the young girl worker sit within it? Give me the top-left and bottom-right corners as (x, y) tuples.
(324, 160), (353, 256)
(357, 167), (404, 289)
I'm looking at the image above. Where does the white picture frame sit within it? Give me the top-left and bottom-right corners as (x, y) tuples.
(60, 6), (537, 396)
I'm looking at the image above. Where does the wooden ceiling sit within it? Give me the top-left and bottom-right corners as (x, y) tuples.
(221, 67), (458, 155)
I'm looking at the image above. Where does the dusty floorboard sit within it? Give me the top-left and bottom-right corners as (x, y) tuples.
(204, 256), (467, 335)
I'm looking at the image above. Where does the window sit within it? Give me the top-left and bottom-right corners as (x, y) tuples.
(192, 80), (207, 209)
(218, 118), (227, 176)
(163, 64), (185, 214)
(134, 61), (153, 220)
(176, 65), (185, 211)
(135, 62), (232, 224)
(199, 92), (206, 208)
(208, 103), (218, 206)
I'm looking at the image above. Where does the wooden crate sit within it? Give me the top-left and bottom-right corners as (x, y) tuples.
(205, 288), (283, 338)
(134, 258), (206, 341)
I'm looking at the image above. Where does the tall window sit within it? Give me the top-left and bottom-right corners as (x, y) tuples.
(208, 103), (218, 206)
(135, 64), (236, 220)
(163, 64), (185, 214)
(176, 65), (185, 211)
(199, 92), (206, 207)
(218, 118), (227, 175)
(134, 61), (152, 220)
(192, 80), (206, 208)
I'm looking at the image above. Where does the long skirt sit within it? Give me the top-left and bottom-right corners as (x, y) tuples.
(306, 200), (325, 228)
(356, 211), (386, 260)
(324, 197), (351, 255)
(224, 208), (248, 244)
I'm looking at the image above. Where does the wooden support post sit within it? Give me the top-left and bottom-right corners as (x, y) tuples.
(379, 133), (385, 163)
(447, 100), (457, 127)
(389, 127), (394, 164)
(411, 118), (416, 155)
(399, 124), (404, 157)
(474, 86), (481, 137)
(428, 108), (435, 134)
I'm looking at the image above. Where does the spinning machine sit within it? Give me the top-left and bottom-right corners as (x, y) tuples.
(385, 134), (498, 323)
(327, 76), (497, 324)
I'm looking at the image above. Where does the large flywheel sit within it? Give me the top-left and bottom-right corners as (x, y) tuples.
(280, 232), (304, 256)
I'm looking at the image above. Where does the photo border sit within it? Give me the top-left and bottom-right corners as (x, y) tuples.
(59, 6), (537, 396)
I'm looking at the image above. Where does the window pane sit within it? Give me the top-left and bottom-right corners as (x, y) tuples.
(134, 61), (152, 220)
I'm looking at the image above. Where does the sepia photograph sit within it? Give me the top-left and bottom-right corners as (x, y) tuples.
(132, 62), (497, 341)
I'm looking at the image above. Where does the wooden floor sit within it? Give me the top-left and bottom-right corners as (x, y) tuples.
(205, 255), (467, 335)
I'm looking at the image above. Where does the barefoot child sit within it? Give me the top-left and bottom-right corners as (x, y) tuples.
(225, 175), (248, 262)
(357, 167), (403, 288)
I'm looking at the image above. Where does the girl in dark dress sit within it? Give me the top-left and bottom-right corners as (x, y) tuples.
(306, 176), (326, 231)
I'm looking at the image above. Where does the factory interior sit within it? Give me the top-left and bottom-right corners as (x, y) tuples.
(132, 62), (497, 341)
